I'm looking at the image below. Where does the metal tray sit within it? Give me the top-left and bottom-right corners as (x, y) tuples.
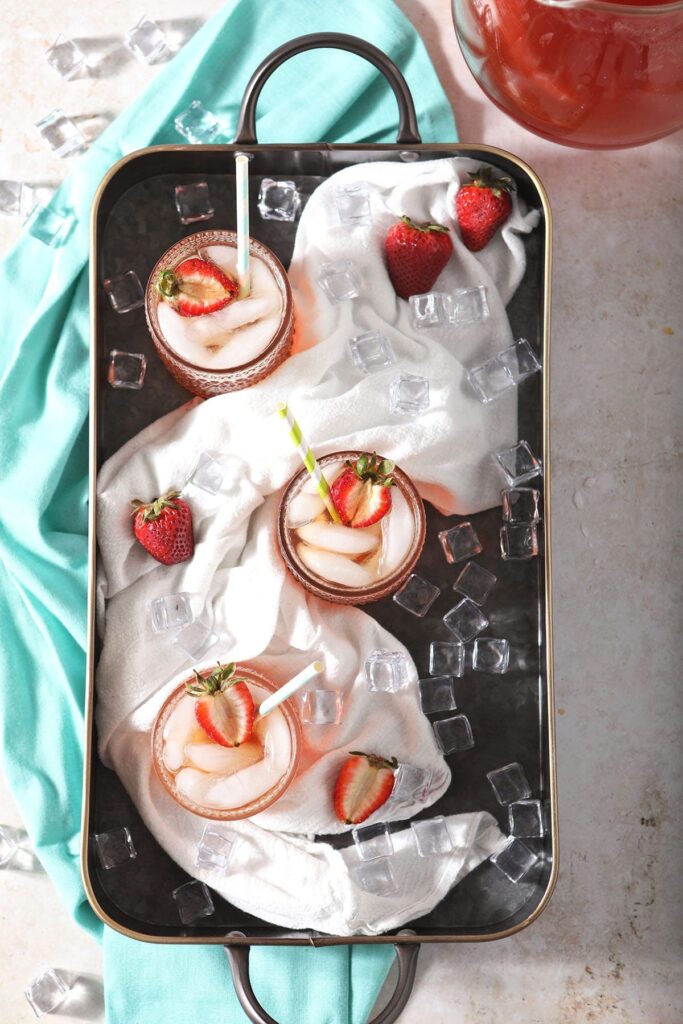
(82, 31), (556, 1023)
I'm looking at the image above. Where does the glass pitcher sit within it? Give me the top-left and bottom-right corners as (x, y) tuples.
(452, 0), (683, 148)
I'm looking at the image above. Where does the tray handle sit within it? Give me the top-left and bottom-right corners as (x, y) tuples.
(234, 32), (422, 146)
(224, 931), (420, 1024)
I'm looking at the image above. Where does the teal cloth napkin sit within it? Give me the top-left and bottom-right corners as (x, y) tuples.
(0, 1), (456, 1021)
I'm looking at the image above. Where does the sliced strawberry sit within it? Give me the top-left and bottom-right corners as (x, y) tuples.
(185, 662), (255, 748)
(330, 453), (395, 529)
(334, 751), (398, 825)
(157, 256), (239, 317)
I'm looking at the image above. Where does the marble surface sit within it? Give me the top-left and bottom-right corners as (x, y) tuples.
(1, 1), (682, 1022)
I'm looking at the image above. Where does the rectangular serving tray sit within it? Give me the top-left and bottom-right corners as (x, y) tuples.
(83, 140), (556, 948)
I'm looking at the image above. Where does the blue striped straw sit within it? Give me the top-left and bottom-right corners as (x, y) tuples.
(235, 154), (250, 297)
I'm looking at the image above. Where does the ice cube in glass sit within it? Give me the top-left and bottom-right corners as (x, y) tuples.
(467, 358), (515, 403)
(300, 689), (343, 725)
(409, 291), (449, 328)
(443, 598), (488, 642)
(0, 824), (18, 867)
(335, 182), (371, 225)
(172, 621), (218, 660)
(449, 285), (489, 325)
(472, 638), (510, 674)
(172, 879), (215, 924)
(501, 487), (541, 524)
(494, 441), (542, 486)
(487, 762), (531, 805)
(35, 109), (86, 158)
(93, 826), (137, 869)
(491, 837), (539, 883)
(453, 561), (496, 605)
(352, 856), (398, 896)
(438, 522), (482, 564)
(500, 523), (540, 560)
(103, 270), (144, 313)
(390, 763), (432, 805)
(257, 179), (301, 222)
(352, 822), (394, 861)
(389, 374), (430, 416)
(433, 714), (475, 753)
(24, 968), (71, 1017)
(319, 260), (361, 303)
(107, 350), (147, 390)
(429, 641), (464, 677)
(175, 182), (214, 225)
(196, 825), (235, 873)
(497, 338), (541, 383)
(418, 675), (457, 714)
(411, 816), (454, 856)
(149, 593), (194, 633)
(124, 16), (168, 64)
(508, 799), (545, 838)
(25, 206), (73, 247)
(349, 330), (394, 375)
(364, 650), (411, 692)
(174, 100), (219, 143)
(45, 34), (86, 79)
(392, 574), (440, 618)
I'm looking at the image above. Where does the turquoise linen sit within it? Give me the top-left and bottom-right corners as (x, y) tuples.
(0, 1), (455, 1020)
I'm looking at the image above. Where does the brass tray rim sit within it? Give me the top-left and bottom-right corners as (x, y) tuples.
(83, 140), (557, 946)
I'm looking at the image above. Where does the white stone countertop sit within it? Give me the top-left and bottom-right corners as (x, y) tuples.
(1, 1), (681, 1022)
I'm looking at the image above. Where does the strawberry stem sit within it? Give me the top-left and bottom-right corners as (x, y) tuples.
(185, 661), (247, 698)
(400, 215), (449, 234)
(130, 490), (182, 523)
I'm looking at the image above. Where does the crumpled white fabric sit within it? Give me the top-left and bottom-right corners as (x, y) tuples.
(95, 157), (538, 934)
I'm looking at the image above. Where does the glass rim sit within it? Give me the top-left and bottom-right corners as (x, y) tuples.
(277, 450), (427, 606)
(533, 0), (683, 15)
(145, 228), (293, 377)
(151, 664), (302, 821)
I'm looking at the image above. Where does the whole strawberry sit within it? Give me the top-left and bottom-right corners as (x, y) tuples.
(455, 167), (514, 252)
(385, 216), (453, 299)
(334, 751), (398, 825)
(330, 453), (395, 529)
(131, 490), (194, 565)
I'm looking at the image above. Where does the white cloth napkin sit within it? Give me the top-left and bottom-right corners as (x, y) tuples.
(95, 157), (538, 934)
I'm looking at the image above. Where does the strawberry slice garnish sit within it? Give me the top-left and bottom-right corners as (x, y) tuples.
(131, 490), (194, 565)
(334, 751), (398, 825)
(385, 216), (453, 299)
(157, 256), (239, 318)
(185, 662), (255, 748)
(455, 167), (514, 252)
(330, 453), (395, 529)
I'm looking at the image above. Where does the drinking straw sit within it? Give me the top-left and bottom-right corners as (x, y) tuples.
(276, 402), (343, 524)
(257, 660), (324, 718)
(235, 153), (250, 297)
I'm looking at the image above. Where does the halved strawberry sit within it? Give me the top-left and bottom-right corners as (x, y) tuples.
(334, 751), (398, 825)
(185, 662), (255, 748)
(330, 453), (395, 529)
(157, 256), (239, 317)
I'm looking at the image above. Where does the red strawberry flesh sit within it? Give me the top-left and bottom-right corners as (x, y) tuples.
(158, 256), (239, 318)
(385, 216), (453, 300)
(186, 663), (255, 748)
(334, 751), (398, 825)
(330, 453), (395, 529)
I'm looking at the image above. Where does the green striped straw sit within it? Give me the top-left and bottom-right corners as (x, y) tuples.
(277, 402), (342, 524)
(235, 153), (250, 297)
